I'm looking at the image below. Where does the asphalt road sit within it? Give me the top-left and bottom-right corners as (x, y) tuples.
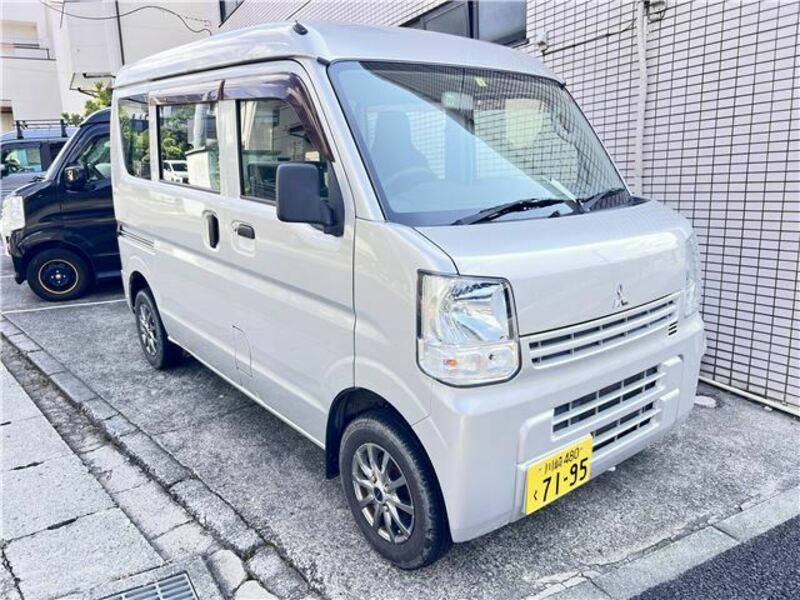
(634, 516), (800, 600)
(2, 255), (799, 600)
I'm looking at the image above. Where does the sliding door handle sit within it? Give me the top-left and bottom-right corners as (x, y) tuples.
(205, 212), (219, 248)
(235, 223), (255, 239)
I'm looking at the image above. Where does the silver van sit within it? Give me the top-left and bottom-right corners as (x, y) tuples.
(112, 22), (705, 568)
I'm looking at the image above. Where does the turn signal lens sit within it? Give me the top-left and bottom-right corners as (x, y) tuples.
(684, 234), (702, 317)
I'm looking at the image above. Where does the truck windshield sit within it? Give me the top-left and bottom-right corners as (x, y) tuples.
(329, 61), (630, 226)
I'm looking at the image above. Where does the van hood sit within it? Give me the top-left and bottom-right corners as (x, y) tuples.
(416, 201), (691, 336)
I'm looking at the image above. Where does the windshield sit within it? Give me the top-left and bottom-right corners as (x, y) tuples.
(329, 61), (629, 226)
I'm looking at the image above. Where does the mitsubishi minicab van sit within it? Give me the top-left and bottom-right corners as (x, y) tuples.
(111, 22), (705, 568)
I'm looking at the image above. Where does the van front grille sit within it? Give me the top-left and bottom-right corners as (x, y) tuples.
(552, 366), (663, 436)
(592, 403), (658, 453)
(528, 294), (679, 368)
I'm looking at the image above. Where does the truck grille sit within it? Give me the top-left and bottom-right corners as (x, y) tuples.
(592, 402), (657, 453)
(552, 366), (663, 436)
(528, 294), (679, 367)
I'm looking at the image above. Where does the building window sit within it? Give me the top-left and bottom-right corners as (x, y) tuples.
(219, 0), (244, 24)
(157, 103), (220, 192)
(237, 98), (328, 202)
(404, 1), (526, 46)
(118, 96), (150, 179)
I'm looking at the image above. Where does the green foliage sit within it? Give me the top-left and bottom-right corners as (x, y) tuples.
(118, 107), (150, 177)
(159, 105), (195, 159)
(61, 82), (113, 126)
(61, 112), (83, 126)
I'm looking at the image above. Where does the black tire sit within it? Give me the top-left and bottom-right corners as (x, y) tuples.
(340, 411), (452, 569)
(26, 248), (92, 302)
(133, 288), (182, 369)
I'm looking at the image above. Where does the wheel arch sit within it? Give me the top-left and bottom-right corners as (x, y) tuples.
(325, 387), (430, 479)
(128, 270), (151, 309)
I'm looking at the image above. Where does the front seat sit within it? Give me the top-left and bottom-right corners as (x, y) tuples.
(370, 112), (433, 185)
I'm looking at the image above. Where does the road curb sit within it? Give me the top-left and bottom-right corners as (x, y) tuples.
(1, 328), (316, 600)
(532, 487), (800, 599)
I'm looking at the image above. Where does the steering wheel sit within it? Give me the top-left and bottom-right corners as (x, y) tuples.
(86, 162), (104, 180)
(3, 160), (22, 174)
(382, 166), (436, 193)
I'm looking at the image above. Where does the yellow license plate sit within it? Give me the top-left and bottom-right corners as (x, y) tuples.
(525, 435), (593, 514)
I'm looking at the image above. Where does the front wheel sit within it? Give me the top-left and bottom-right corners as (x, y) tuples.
(340, 411), (452, 569)
(133, 289), (182, 369)
(26, 248), (92, 302)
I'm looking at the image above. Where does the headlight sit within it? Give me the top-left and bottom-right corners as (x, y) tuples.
(0, 194), (25, 236)
(417, 272), (519, 386)
(684, 234), (702, 317)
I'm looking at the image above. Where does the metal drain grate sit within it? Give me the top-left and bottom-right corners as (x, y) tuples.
(102, 572), (197, 600)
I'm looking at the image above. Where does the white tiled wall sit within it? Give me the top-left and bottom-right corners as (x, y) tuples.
(219, 1), (800, 412)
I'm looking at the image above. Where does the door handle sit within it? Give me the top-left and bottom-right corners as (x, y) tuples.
(235, 223), (255, 240)
(205, 213), (219, 248)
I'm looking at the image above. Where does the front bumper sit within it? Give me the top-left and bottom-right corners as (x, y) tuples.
(414, 312), (705, 543)
(4, 231), (25, 283)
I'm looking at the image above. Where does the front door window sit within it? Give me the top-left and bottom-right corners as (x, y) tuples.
(72, 135), (111, 183)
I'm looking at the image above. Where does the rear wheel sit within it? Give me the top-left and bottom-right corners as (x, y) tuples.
(133, 289), (182, 369)
(340, 411), (452, 569)
(26, 248), (91, 302)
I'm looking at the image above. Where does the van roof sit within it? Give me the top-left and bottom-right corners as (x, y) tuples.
(114, 21), (561, 88)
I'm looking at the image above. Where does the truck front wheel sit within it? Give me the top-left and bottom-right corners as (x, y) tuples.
(26, 248), (91, 302)
(340, 411), (452, 569)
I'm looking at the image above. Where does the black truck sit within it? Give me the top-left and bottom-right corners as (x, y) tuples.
(1, 109), (118, 301)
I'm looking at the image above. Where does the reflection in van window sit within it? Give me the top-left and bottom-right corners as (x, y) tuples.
(158, 103), (219, 192)
(74, 135), (111, 182)
(238, 99), (328, 201)
(118, 97), (150, 179)
(330, 62), (626, 226)
(2, 146), (43, 173)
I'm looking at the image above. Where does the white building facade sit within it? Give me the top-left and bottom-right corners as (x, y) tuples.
(217, 0), (799, 414)
(1, 0), (217, 125)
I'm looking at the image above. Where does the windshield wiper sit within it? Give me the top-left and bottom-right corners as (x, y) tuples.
(577, 187), (629, 212)
(452, 198), (581, 226)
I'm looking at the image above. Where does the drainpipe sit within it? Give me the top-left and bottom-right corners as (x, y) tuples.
(634, 0), (648, 195)
(115, 0), (126, 66)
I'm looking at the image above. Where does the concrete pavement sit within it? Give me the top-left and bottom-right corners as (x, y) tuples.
(2, 361), (178, 599)
(0, 346), (283, 599)
(2, 259), (799, 599)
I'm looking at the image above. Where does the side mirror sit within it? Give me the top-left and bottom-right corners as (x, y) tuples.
(0, 164), (6, 178)
(64, 165), (86, 190)
(276, 163), (335, 231)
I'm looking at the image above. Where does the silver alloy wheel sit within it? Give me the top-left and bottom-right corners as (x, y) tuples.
(351, 442), (415, 544)
(137, 303), (158, 357)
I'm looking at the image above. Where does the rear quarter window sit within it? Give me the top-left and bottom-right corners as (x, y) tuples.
(157, 102), (219, 192)
(118, 96), (150, 179)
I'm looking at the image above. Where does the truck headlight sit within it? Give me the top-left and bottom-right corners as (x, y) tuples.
(417, 272), (519, 386)
(0, 194), (25, 237)
(684, 234), (702, 317)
